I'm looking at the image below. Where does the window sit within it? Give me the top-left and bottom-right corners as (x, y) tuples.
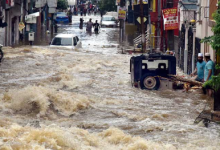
(51, 38), (72, 46)
(103, 17), (116, 21)
(142, 60), (168, 69)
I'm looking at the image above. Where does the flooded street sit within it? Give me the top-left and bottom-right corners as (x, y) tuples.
(0, 15), (220, 149)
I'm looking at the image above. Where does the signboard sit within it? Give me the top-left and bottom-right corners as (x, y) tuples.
(25, 17), (37, 23)
(18, 22), (25, 31)
(25, 12), (40, 24)
(133, 4), (148, 25)
(137, 17), (147, 24)
(118, 7), (126, 20)
(162, 7), (178, 30)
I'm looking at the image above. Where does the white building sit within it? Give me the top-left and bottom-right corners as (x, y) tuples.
(196, 0), (217, 61)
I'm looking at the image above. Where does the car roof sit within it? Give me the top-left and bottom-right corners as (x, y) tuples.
(55, 34), (77, 38)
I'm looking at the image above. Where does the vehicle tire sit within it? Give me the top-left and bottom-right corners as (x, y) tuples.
(0, 49), (3, 62)
(140, 74), (160, 90)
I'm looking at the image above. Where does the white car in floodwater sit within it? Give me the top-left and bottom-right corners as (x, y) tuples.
(101, 15), (118, 28)
(50, 34), (82, 49)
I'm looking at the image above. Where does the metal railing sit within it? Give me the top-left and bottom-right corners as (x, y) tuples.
(133, 30), (149, 45)
(133, 30), (162, 51)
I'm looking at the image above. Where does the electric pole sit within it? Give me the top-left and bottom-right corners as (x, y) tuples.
(120, 0), (125, 47)
(140, 0), (146, 53)
(148, 1), (152, 53)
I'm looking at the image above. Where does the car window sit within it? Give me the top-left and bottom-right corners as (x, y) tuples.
(57, 12), (66, 17)
(73, 37), (77, 46)
(51, 38), (72, 46)
(142, 60), (168, 69)
(103, 17), (115, 21)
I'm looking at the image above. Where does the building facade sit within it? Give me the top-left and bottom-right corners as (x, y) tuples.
(196, 0), (218, 62)
(0, 0), (57, 46)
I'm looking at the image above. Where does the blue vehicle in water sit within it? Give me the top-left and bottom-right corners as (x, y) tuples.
(130, 53), (176, 90)
(55, 12), (69, 24)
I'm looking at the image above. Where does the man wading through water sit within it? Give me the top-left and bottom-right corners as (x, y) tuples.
(79, 18), (84, 29)
(204, 53), (215, 96)
(86, 19), (93, 34)
(93, 20), (100, 34)
(190, 53), (206, 82)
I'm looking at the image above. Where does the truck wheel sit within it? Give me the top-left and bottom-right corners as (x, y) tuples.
(140, 74), (160, 90)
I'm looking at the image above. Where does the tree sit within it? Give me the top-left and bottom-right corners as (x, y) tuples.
(57, 0), (68, 10)
(98, 0), (117, 12)
(202, 2), (220, 92)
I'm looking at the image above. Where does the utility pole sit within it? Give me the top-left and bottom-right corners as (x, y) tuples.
(120, 0), (125, 47)
(157, 0), (161, 51)
(140, 0), (146, 53)
(30, 0), (34, 45)
(148, 0), (152, 53)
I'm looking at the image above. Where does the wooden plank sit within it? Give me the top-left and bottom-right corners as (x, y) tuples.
(168, 75), (203, 86)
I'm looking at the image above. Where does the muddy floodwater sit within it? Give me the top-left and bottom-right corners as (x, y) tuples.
(0, 15), (219, 150)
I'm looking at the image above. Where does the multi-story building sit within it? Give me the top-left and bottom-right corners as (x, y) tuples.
(178, 0), (198, 74)
(196, 0), (219, 64)
(0, 0), (57, 46)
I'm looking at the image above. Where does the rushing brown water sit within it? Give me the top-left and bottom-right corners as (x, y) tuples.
(0, 46), (219, 150)
(0, 15), (219, 150)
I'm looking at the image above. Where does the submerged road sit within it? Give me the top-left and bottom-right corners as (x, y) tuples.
(0, 14), (219, 149)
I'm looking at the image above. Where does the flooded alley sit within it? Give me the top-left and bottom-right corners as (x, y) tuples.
(0, 14), (219, 150)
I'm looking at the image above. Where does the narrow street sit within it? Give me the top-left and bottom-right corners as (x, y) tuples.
(0, 14), (220, 149)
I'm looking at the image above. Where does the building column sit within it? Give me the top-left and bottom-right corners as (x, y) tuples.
(184, 24), (189, 74)
(192, 27), (196, 73)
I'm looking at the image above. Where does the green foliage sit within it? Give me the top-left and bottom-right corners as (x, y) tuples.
(203, 65), (220, 91)
(201, 2), (220, 91)
(98, 0), (117, 12)
(57, 0), (68, 10)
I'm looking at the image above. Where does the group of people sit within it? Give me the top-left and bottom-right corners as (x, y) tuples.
(191, 53), (215, 95)
(191, 53), (215, 83)
(80, 4), (99, 16)
(79, 18), (100, 34)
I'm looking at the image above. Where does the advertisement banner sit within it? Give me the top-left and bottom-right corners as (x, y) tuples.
(162, 7), (178, 30)
(118, 7), (126, 20)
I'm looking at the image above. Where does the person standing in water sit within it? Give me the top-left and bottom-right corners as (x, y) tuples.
(93, 20), (100, 34)
(190, 53), (206, 82)
(79, 18), (84, 29)
(86, 19), (93, 33)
